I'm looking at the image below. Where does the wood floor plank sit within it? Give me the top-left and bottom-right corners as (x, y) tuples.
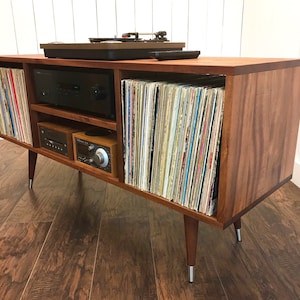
(5, 159), (81, 224)
(148, 202), (228, 300)
(31, 155), (80, 189)
(1, 139), (300, 299)
(241, 191), (300, 299)
(5, 188), (63, 223)
(20, 173), (106, 300)
(91, 185), (157, 299)
(0, 222), (51, 300)
(0, 142), (28, 225)
(200, 224), (263, 300)
(267, 182), (300, 228)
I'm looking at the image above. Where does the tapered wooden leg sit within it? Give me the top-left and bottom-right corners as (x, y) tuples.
(28, 150), (37, 189)
(184, 215), (199, 283)
(233, 218), (242, 242)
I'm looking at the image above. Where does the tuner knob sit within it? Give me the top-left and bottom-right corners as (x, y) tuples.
(94, 148), (109, 168)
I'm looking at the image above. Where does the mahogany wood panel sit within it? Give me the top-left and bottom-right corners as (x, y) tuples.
(23, 64), (40, 147)
(28, 150), (37, 180)
(113, 69), (125, 182)
(218, 66), (300, 224)
(30, 104), (117, 131)
(184, 215), (199, 267)
(1, 54), (300, 75)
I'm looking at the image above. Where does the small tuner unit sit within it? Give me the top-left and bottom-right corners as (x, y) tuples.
(38, 122), (83, 159)
(72, 130), (118, 177)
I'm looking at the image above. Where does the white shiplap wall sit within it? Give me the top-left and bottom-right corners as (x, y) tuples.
(0, 0), (244, 56)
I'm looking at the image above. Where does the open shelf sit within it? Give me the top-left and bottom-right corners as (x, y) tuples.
(31, 103), (117, 131)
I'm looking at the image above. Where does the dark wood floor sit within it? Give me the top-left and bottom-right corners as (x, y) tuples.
(0, 139), (300, 300)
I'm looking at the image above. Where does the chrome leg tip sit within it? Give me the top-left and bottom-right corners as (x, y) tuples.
(29, 179), (33, 189)
(236, 228), (242, 242)
(188, 266), (194, 283)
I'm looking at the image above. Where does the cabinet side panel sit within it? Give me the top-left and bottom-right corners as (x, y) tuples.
(114, 70), (125, 182)
(218, 67), (300, 224)
(23, 64), (40, 147)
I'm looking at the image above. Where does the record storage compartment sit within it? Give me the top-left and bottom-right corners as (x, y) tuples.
(0, 55), (300, 282)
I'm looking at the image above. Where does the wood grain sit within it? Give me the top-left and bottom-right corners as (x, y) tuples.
(3, 54), (300, 76)
(241, 186), (300, 298)
(21, 171), (106, 299)
(0, 140), (300, 298)
(218, 67), (300, 224)
(4, 55), (300, 230)
(1, 52), (300, 298)
(148, 202), (227, 299)
(198, 225), (262, 300)
(91, 184), (157, 299)
(0, 222), (50, 300)
(0, 142), (28, 225)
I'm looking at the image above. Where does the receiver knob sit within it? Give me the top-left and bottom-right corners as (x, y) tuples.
(94, 148), (109, 168)
(91, 86), (106, 100)
(88, 144), (95, 151)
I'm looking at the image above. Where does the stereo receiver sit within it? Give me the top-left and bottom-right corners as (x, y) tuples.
(33, 66), (115, 120)
(73, 130), (118, 177)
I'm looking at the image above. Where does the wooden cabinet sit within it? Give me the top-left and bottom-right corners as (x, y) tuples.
(1, 54), (300, 282)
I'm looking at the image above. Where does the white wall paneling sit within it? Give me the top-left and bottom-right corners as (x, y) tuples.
(10, 0), (38, 54)
(72, 0), (98, 42)
(222, 0), (244, 56)
(32, 0), (56, 53)
(52, 0), (75, 43)
(135, 0), (153, 34)
(171, 0), (189, 47)
(1, 0), (245, 55)
(187, 0), (209, 52)
(0, 0), (17, 54)
(187, 0), (244, 55)
(152, 0), (172, 40)
(96, 0), (117, 38)
(205, 0), (224, 56)
(241, 0), (300, 57)
(115, 0), (135, 37)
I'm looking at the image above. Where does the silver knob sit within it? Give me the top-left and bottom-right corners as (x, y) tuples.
(88, 144), (95, 151)
(94, 148), (109, 167)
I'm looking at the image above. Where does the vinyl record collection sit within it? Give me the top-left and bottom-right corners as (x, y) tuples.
(0, 67), (32, 145)
(121, 77), (225, 216)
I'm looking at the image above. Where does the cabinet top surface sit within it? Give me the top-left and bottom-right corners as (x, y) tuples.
(1, 54), (300, 75)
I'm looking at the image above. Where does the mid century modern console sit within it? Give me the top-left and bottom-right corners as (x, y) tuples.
(1, 54), (300, 282)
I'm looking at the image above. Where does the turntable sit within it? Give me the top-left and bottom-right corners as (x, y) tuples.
(40, 31), (185, 60)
